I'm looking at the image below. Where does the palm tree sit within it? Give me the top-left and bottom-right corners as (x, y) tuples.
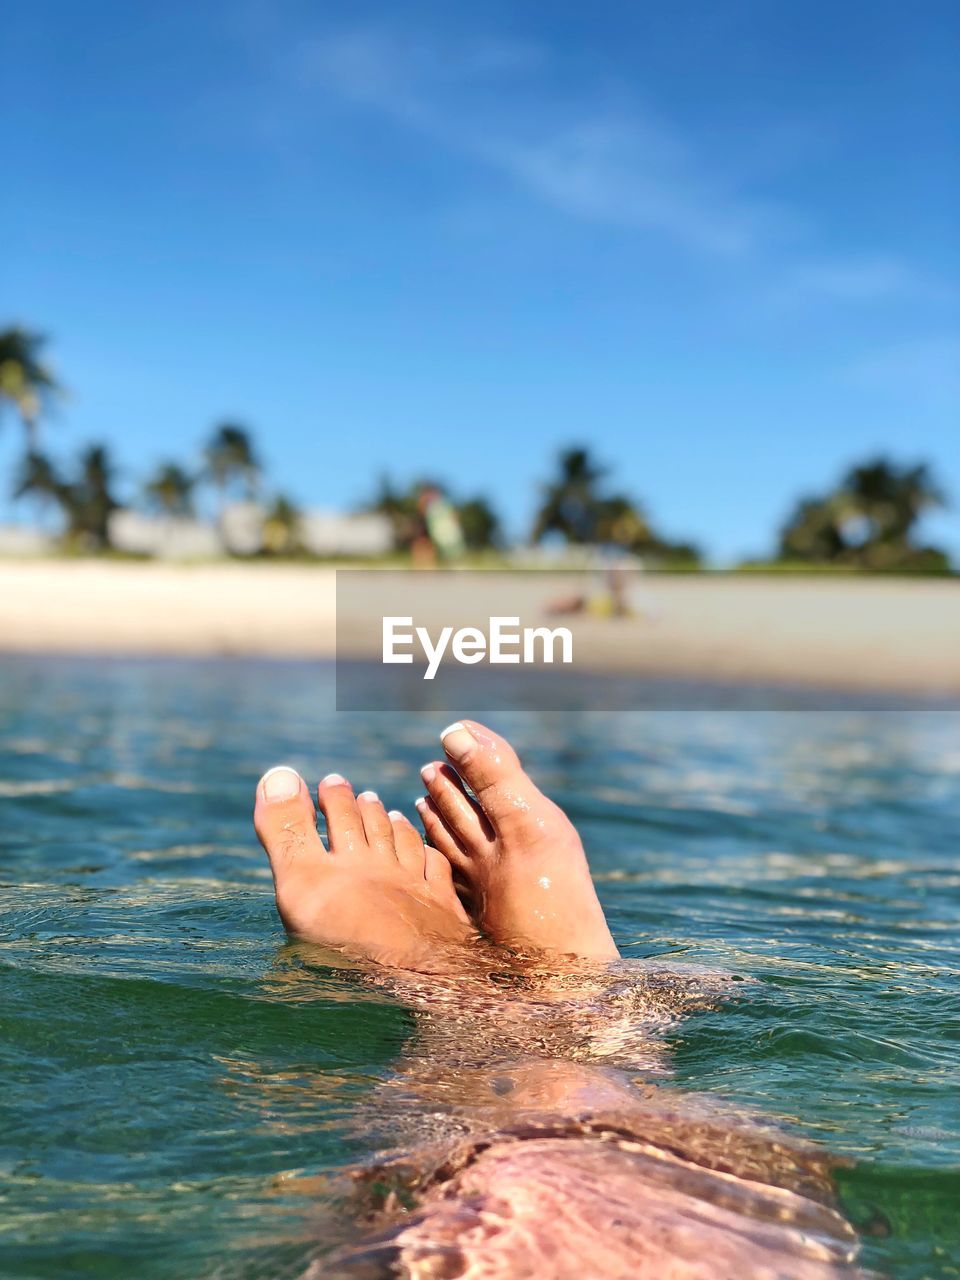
(777, 495), (847, 563)
(262, 494), (303, 555)
(13, 450), (65, 526)
(143, 462), (196, 517)
(532, 447), (608, 544)
(778, 456), (950, 569)
(364, 474), (427, 551)
(595, 494), (654, 550)
(842, 458), (945, 544)
(532, 446), (700, 562)
(458, 496), (501, 550)
(203, 422), (260, 516)
(62, 444), (120, 549)
(0, 327), (62, 449)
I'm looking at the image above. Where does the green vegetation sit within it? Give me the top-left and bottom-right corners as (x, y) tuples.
(203, 422), (261, 513)
(364, 475), (501, 553)
(143, 462), (196, 516)
(13, 450), (62, 522)
(0, 323), (954, 569)
(531, 447), (701, 565)
(262, 495), (304, 556)
(14, 445), (120, 551)
(0, 327), (62, 450)
(776, 458), (950, 571)
(458, 496), (501, 552)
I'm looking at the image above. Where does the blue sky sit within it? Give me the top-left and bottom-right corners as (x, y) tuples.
(3, 0), (958, 561)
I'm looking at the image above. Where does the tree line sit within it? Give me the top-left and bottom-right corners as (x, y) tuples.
(0, 325), (952, 569)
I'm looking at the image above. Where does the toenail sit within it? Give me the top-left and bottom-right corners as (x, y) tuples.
(440, 722), (475, 762)
(420, 764), (437, 784)
(415, 797), (427, 813)
(261, 766), (301, 802)
(358, 790), (379, 802)
(321, 772), (346, 786)
(388, 809), (406, 821)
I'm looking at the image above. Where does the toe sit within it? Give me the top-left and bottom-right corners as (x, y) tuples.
(424, 845), (472, 924)
(415, 794), (472, 873)
(389, 809), (427, 875)
(316, 773), (366, 855)
(439, 720), (544, 827)
(254, 766), (328, 929)
(420, 761), (494, 847)
(357, 790), (397, 858)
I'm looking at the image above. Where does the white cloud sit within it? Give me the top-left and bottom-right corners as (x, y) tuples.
(252, 20), (947, 300)
(288, 25), (772, 257)
(482, 123), (765, 256)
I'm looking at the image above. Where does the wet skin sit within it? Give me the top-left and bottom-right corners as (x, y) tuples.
(252, 732), (866, 1279)
(254, 766), (476, 972)
(255, 719), (618, 967)
(417, 719), (619, 960)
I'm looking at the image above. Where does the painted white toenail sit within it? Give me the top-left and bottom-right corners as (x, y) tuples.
(415, 797), (427, 813)
(358, 790), (379, 802)
(440, 723), (475, 762)
(388, 809), (405, 821)
(321, 772), (346, 785)
(261, 766), (301, 802)
(420, 764), (436, 784)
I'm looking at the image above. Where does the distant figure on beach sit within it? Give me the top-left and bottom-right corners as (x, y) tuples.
(411, 484), (466, 567)
(254, 720), (867, 1278)
(545, 551), (662, 621)
(545, 560), (633, 618)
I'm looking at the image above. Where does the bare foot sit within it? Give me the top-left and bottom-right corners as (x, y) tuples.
(415, 720), (619, 961)
(253, 766), (476, 972)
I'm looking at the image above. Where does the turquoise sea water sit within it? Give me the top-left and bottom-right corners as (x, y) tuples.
(1, 656), (958, 1279)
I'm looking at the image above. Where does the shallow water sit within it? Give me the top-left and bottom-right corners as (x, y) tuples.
(1, 656), (958, 1279)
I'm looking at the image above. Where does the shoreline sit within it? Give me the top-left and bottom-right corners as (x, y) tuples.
(1, 559), (957, 697)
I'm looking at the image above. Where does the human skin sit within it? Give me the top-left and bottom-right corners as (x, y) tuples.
(252, 739), (866, 1280)
(254, 719), (618, 967)
(417, 719), (620, 960)
(253, 765), (477, 972)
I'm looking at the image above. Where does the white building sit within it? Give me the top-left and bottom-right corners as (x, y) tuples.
(108, 511), (221, 559)
(299, 511), (393, 557)
(107, 505), (394, 559)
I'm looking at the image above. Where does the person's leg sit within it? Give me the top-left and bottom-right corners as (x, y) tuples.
(416, 720), (619, 960)
(254, 766), (476, 972)
(325, 1134), (863, 1280)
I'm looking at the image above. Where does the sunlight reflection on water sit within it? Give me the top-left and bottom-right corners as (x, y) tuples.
(0, 656), (958, 1278)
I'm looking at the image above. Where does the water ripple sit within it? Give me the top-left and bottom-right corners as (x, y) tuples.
(0, 657), (957, 1279)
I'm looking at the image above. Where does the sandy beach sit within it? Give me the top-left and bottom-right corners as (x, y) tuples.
(0, 559), (956, 696)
